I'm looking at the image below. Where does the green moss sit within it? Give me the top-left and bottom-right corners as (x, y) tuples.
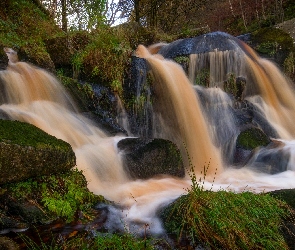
(237, 127), (271, 150)
(0, 0), (61, 70)
(161, 170), (291, 249)
(252, 27), (295, 57)
(3, 169), (105, 223)
(0, 119), (70, 151)
(195, 69), (210, 87)
(269, 189), (295, 210)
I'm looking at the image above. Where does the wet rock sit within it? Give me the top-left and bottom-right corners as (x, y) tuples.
(0, 119), (76, 185)
(0, 196), (53, 225)
(0, 236), (20, 250)
(0, 211), (29, 234)
(117, 138), (185, 179)
(60, 76), (126, 135)
(268, 188), (295, 249)
(158, 31), (242, 59)
(233, 126), (271, 165)
(247, 140), (290, 174)
(0, 51), (8, 70)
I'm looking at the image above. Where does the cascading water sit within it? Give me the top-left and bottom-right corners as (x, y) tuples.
(2, 31), (295, 236)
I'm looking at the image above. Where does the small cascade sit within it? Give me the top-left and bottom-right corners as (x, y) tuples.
(189, 49), (245, 87)
(116, 94), (131, 135)
(135, 45), (223, 176)
(245, 55), (295, 139)
(195, 86), (239, 164)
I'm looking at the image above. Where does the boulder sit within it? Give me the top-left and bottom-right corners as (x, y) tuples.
(0, 119), (76, 184)
(117, 138), (185, 179)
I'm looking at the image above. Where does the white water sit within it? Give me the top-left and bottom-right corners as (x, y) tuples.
(1, 43), (295, 235)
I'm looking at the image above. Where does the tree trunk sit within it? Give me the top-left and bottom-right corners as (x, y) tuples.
(61, 0), (67, 32)
(134, 0), (140, 23)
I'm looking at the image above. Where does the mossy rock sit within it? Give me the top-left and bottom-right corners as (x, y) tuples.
(0, 119), (76, 184)
(236, 127), (271, 150)
(268, 189), (295, 210)
(268, 189), (295, 249)
(1, 169), (106, 224)
(251, 27), (295, 65)
(117, 138), (185, 179)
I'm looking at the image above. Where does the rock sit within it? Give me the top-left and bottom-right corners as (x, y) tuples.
(59, 76), (126, 136)
(0, 236), (20, 250)
(117, 138), (185, 179)
(0, 211), (29, 234)
(233, 126), (271, 165)
(268, 189), (295, 249)
(246, 140), (290, 174)
(236, 126), (271, 151)
(0, 119), (76, 184)
(0, 197), (53, 225)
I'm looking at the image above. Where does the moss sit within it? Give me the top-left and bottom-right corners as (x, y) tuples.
(0, 119), (70, 151)
(161, 177), (291, 249)
(2, 169), (106, 223)
(0, 0), (61, 70)
(237, 127), (271, 150)
(0, 119), (76, 184)
(269, 189), (295, 210)
(118, 138), (185, 179)
(251, 27), (295, 59)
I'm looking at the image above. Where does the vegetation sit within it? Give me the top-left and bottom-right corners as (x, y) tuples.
(3, 169), (104, 223)
(20, 231), (157, 250)
(251, 27), (295, 59)
(161, 166), (293, 249)
(0, 0), (295, 249)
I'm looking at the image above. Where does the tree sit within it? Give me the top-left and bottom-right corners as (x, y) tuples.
(40, 0), (107, 31)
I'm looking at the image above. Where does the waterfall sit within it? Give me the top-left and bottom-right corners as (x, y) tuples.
(2, 34), (295, 234)
(135, 45), (223, 176)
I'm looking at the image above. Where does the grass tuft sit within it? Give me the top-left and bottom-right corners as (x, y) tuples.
(163, 165), (292, 249)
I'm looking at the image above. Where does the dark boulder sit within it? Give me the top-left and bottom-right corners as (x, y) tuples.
(117, 138), (185, 179)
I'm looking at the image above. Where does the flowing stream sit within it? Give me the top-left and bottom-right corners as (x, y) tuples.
(1, 39), (295, 235)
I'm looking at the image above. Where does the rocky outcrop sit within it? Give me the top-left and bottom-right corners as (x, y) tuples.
(117, 138), (185, 179)
(0, 119), (76, 184)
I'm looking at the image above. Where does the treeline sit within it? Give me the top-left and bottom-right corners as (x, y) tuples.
(38, 0), (295, 35)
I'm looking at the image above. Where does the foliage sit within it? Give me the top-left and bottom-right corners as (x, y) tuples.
(284, 52), (295, 81)
(20, 230), (156, 250)
(195, 69), (210, 87)
(4, 169), (103, 223)
(73, 26), (132, 93)
(251, 27), (295, 58)
(162, 165), (291, 249)
(65, 233), (155, 250)
(223, 73), (238, 96)
(0, 0), (61, 69)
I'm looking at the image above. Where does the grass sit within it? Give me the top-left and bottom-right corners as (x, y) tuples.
(19, 231), (157, 250)
(162, 164), (292, 249)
